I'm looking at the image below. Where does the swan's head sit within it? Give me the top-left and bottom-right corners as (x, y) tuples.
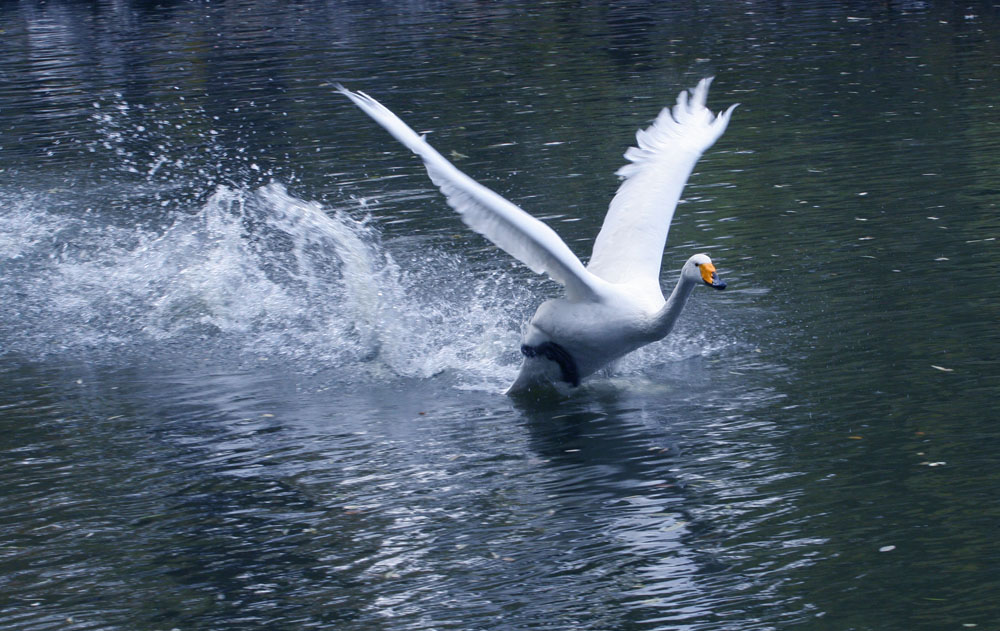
(685, 254), (727, 290)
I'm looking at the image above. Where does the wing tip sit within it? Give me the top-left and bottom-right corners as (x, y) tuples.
(332, 82), (383, 112)
(331, 81), (354, 98)
(691, 76), (713, 105)
(617, 77), (737, 177)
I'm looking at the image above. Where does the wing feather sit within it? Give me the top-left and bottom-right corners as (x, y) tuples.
(587, 78), (737, 287)
(336, 85), (606, 302)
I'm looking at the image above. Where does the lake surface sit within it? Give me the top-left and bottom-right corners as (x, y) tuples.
(2, 1), (999, 629)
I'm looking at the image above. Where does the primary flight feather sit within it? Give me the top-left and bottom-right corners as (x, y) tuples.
(336, 79), (737, 392)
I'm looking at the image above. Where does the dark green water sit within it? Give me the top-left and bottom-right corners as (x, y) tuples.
(2, 1), (999, 629)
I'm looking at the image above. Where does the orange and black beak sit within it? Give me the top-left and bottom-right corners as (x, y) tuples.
(700, 262), (727, 290)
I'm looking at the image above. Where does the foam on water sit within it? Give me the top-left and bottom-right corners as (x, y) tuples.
(0, 182), (535, 388)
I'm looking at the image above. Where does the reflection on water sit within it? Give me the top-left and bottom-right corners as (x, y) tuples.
(1, 359), (794, 629)
(2, 1), (1000, 630)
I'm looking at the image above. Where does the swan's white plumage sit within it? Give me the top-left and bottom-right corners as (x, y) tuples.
(335, 86), (608, 304)
(337, 79), (736, 391)
(588, 78), (738, 288)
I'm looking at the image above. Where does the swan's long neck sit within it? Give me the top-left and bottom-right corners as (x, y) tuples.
(649, 274), (697, 340)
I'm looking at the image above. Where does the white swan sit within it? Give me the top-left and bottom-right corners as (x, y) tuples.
(336, 79), (737, 392)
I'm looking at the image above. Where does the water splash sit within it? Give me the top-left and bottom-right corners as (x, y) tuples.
(0, 182), (531, 388)
(85, 93), (275, 189)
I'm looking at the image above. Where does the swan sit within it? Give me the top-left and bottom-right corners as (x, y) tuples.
(336, 78), (737, 393)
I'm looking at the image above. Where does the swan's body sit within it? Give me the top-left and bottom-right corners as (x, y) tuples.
(337, 79), (736, 392)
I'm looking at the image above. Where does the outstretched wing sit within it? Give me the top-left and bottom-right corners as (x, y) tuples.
(337, 85), (607, 303)
(587, 78), (737, 288)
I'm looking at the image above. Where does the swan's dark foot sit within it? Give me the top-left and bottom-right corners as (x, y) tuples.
(520, 342), (580, 387)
